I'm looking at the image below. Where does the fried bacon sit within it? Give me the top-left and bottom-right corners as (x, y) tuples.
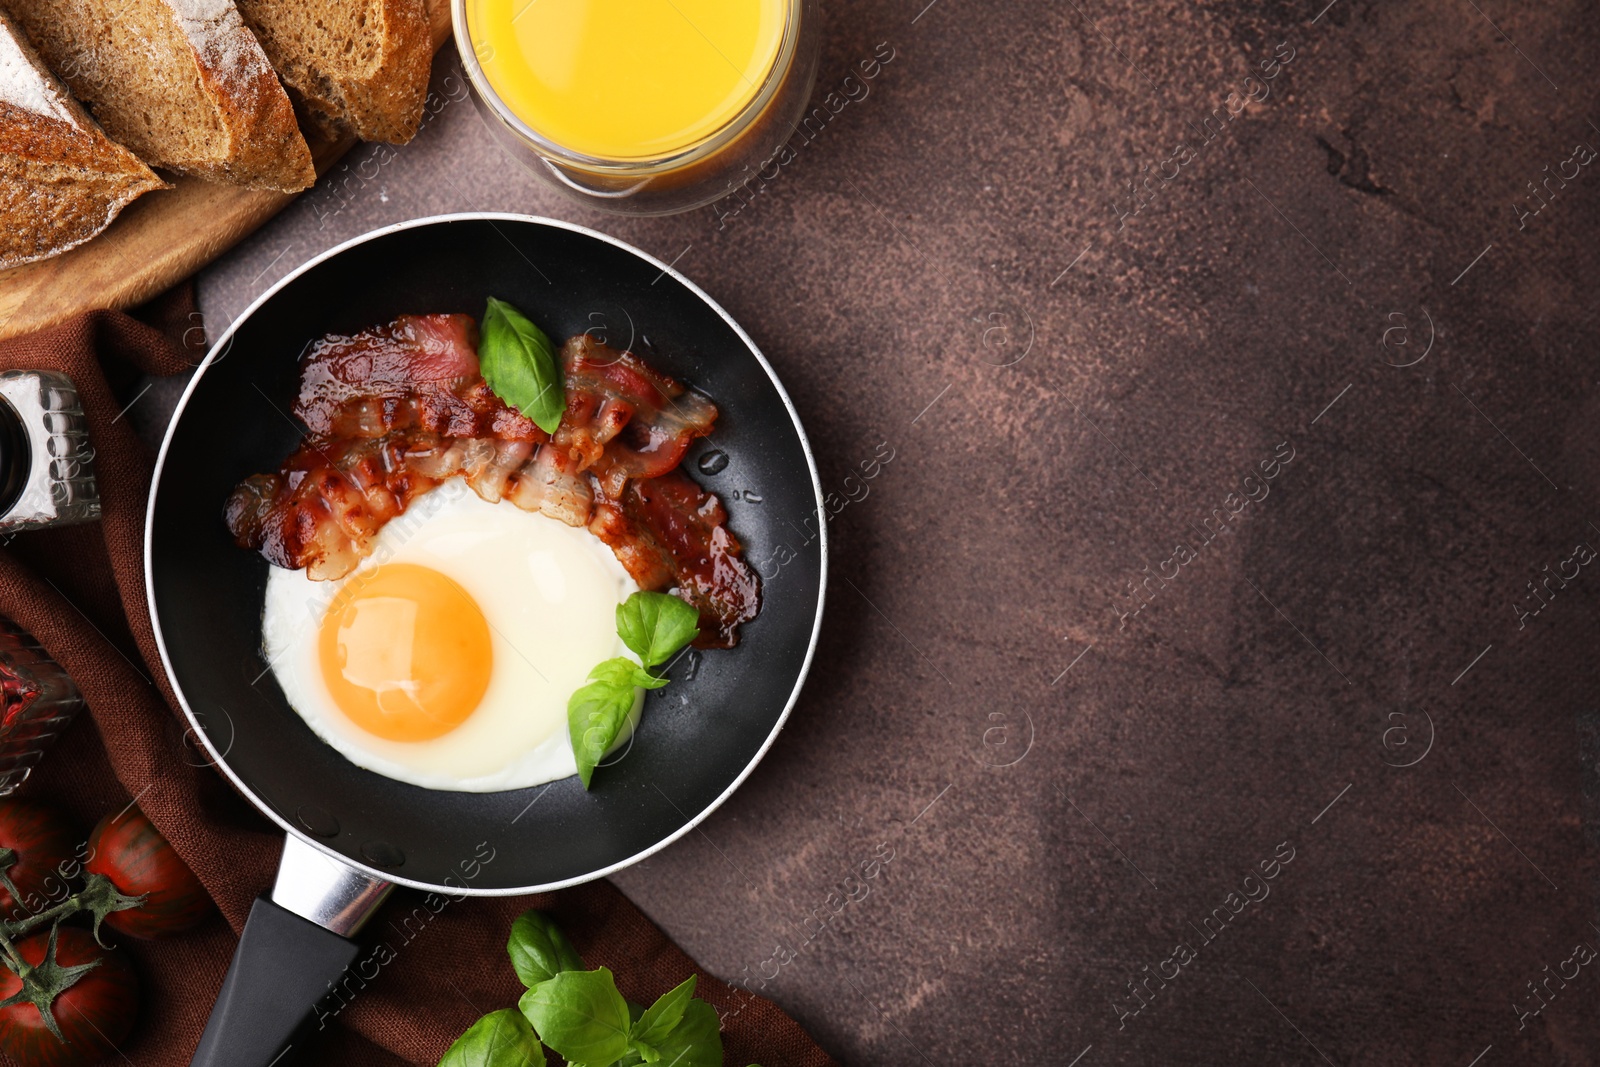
(590, 471), (761, 649)
(226, 313), (759, 647)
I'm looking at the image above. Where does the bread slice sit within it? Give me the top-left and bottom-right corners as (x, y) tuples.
(236, 0), (431, 144)
(3, 0), (316, 193)
(0, 10), (168, 270)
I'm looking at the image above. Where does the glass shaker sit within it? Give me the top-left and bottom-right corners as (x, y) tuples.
(0, 617), (84, 794)
(0, 369), (99, 533)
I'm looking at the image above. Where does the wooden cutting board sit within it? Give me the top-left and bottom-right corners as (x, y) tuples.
(0, 2), (454, 343)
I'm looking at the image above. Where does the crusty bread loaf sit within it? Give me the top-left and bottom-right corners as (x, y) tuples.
(4, 0), (316, 193)
(0, 9), (167, 270)
(236, 0), (431, 144)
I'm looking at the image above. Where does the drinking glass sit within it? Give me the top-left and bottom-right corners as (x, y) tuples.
(454, 0), (821, 216)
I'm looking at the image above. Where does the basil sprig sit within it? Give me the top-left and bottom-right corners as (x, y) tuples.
(437, 909), (733, 1067)
(479, 297), (565, 434)
(568, 592), (700, 789)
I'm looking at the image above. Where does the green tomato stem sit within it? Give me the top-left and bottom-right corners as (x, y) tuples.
(0, 922), (30, 978)
(4, 892), (85, 939)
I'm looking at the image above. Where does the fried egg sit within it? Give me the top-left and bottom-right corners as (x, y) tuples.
(262, 480), (641, 791)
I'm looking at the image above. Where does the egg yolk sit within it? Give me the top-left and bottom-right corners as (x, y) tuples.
(318, 563), (493, 741)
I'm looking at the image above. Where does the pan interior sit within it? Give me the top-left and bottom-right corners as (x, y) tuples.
(148, 218), (823, 891)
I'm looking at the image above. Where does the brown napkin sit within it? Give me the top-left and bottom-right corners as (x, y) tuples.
(0, 291), (833, 1067)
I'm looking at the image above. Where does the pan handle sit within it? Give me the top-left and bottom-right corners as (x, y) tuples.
(190, 836), (393, 1067)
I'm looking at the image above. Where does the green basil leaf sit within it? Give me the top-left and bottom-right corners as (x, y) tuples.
(647, 999), (722, 1067)
(569, 657), (658, 790)
(439, 1009), (546, 1067)
(519, 968), (632, 1066)
(629, 975), (696, 1050)
(616, 592), (701, 669)
(480, 297), (564, 434)
(507, 910), (585, 988)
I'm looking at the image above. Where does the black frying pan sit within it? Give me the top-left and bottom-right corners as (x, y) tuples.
(145, 214), (826, 1066)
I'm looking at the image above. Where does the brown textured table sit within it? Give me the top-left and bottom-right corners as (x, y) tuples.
(157, 0), (1600, 1062)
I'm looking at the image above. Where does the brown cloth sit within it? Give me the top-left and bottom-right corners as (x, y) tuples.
(0, 291), (834, 1067)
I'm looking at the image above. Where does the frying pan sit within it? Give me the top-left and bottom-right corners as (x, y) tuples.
(145, 214), (826, 1066)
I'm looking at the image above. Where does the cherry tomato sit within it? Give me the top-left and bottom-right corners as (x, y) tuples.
(84, 809), (212, 939)
(0, 803), (79, 921)
(0, 927), (138, 1067)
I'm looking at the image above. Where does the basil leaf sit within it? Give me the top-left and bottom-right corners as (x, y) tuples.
(616, 592), (701, 669)
(569, 680), (634, 790)
(519, 968), (632, 1067)
(629, 975), (696, 1050)
(439, 1009), (546, 1067)
(507, 910), (585, 988)
(480, 297), (564, 434)
(568, 658), (657, 790)
(647, 999), (722, 1067)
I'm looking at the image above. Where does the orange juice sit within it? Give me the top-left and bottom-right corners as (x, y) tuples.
(465, 0), (788, 161)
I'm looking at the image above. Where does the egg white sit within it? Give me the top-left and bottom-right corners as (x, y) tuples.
(261, 479), (641, 792)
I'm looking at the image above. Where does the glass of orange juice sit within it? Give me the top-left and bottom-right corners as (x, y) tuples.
(455, 0), (820, 215)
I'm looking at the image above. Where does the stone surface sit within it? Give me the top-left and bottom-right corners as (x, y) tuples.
(179, 0), (1600, 1061)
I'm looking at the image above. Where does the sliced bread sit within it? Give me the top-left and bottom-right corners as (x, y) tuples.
(236, 0), (432, 144)
(4, 0), (316, 193)
(0, 9), (167, 270)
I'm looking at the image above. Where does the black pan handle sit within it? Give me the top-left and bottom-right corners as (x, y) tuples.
(190, 896), (360, 1065)
(191, 836), (393, 1067)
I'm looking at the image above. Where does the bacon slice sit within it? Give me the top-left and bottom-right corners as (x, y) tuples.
(556, 335), (720, 496)
(226, 314), (759, 644)
(294, 313), (543, 442)
(589, 470), (760, 649)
